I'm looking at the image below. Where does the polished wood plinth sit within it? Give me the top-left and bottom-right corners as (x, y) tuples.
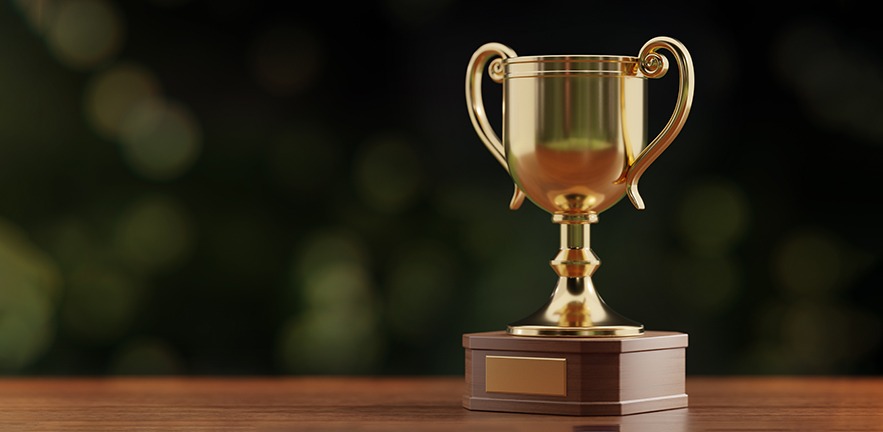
(463, 330), (688, 415)
(0, 376), (881, 430)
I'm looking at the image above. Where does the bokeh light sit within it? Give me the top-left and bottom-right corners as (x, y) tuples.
(45, 0), (124, 70)
(353, 135), (424, 213)
(118, 97), (202, 181)
(11, 0), (54, 35)
(0, 219), (61, 372)
(112, 193), (194, 275)
(277, 229), (383, 373)
(675, 178), (750, 254)
(84, 62), (161, 140)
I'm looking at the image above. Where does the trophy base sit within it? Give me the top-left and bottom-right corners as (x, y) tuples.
(462, 330), (688, 416)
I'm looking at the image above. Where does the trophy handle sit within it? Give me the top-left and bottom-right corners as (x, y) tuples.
(466, 43), (527, 210)
(626, 37), (695, 210)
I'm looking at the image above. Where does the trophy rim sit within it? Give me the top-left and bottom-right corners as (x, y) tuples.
(503, 55), (643, 78)
(505, 55), (638, 64)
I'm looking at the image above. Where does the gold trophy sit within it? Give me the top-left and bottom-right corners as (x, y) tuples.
(462, 36), (695, 416)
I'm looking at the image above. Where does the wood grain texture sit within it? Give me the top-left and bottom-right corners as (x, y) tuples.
(0, 377), (881, 431)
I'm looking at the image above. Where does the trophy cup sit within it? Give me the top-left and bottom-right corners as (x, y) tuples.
(462, 36), (694, 416)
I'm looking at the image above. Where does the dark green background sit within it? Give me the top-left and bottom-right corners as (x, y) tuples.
(1, 0), (880, 376)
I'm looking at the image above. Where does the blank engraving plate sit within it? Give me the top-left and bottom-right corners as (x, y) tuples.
(485, 355), (567, 396)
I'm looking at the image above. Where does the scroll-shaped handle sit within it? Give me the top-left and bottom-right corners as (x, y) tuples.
(626, 36), (695, 210)
(465, 43), (526, 211)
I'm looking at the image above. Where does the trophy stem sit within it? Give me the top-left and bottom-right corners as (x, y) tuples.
(507, 214), (644, 337)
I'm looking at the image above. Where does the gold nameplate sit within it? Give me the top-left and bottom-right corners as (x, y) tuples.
(485, 355), (566, 396)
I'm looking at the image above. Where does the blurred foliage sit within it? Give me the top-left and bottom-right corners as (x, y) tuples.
(0, 0), (881, 376)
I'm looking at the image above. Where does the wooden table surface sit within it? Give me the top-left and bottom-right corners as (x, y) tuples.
(0, 376), (880, 431)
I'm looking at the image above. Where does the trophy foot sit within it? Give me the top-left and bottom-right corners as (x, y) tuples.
(506, 276), (644, 337)
(507, 323), (644, 337)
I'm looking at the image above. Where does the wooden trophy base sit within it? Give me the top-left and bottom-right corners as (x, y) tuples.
(463, 330), (688, 416)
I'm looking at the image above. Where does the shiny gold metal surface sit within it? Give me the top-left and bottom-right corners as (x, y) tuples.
(508, 216), (644, 337)
(465, 37), (694, 337)
(485, 355), (567, 396)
